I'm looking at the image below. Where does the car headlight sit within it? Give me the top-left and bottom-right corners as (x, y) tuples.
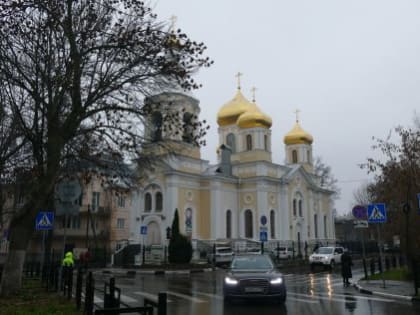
(270, 277), (283, 285)
(225, 276), (238, 285)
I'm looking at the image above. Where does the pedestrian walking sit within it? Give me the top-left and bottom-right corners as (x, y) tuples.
(61, 251), (74, 290)
(341, 249), (353, 286)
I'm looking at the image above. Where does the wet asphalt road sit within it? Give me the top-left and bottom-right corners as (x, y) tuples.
(94, 265), (420, 315)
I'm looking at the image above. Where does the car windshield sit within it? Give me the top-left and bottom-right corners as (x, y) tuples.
(317, 247), (333, 254)
(231, 255), (273, 270)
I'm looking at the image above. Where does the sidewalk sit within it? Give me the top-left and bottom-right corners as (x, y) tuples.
(354, 279), (419, 302)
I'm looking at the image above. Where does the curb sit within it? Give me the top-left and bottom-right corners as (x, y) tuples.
(99, 267), (214, 276)
(354, 282), (414, 301)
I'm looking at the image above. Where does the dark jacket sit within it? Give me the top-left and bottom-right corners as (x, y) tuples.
(341, 252), (353, 278)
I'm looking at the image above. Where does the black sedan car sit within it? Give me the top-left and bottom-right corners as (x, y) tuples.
(223, 254), (287, 304)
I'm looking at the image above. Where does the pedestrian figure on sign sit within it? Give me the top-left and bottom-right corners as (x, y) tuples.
(341, 249), (353, 286)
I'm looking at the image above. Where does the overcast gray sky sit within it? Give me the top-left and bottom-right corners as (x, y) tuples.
(152, 0), (420, 215)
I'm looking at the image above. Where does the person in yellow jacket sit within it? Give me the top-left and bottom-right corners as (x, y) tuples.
(61, 251), (74, 291)
(62, 251), (74, 267)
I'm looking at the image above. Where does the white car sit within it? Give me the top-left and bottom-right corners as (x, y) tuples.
(272, 247), (293, 259)
(208, 246), (234, 266)
(309, 246), (344, 270)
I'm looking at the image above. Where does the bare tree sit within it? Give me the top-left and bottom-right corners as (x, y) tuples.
(352, 182), (374, 207)
(0, 0), (211, 295)
(313, 156), (340, 199)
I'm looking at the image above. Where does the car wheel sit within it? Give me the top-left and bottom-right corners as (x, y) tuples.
(224, 296), (231, 305)
(279, 294), (287, 304)
(330, 260), (335, 270)
(310, 264), (315, 272)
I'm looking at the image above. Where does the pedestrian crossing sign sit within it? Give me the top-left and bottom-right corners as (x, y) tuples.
(367, 204), (387, 223)
(35, 212), (54, 230)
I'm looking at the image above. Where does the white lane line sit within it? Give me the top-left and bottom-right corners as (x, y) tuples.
(120, 294), (139, 303)
(195, 291), (224, 300)
(287, 296), (318, 304)
(133, 291), (173, 303)
(166, 290), (207, 303)
(289, 291), (396, 304)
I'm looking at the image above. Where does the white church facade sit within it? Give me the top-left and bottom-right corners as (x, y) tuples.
(129, 80), (336, 253)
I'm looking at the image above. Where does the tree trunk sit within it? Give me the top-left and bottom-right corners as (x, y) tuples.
(0, 206), (36, 296)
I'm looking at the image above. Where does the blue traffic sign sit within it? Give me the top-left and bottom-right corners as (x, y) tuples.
(367, 204), (387, 223)
(260, 231), (267, 242)
(140, 225), (147, 235)
(35, 212), (54, 230)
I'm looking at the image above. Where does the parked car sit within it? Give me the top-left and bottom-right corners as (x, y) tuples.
(208, 246), (234, 266)
(272, 246), (293, 259)
(309, 246), (344, 270)
(223, 254), (287, 304)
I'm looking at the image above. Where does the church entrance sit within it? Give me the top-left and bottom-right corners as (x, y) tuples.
(146, 221), (161, 245)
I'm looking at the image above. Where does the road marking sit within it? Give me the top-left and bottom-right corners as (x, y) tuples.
(120, 294), (139, 303)
(195, 291), (224, 300)
(166, 290), (207, 303)
(133, 291), (173, 303)
(287, 296), (318, 304)
(316, 292), (396, 303)
(288, 291), (395, 304)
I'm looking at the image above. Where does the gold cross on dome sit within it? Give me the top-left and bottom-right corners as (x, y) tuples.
(235, 72), (243, 90)
(251, 86), (257, 102)
(294, 109), (300, 123)
(170, 15), (177, 32)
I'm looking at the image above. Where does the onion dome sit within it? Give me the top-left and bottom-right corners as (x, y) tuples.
(217, 89), (254, 126)
(284, 121), (313, 145)
(237, 103), (272, 129)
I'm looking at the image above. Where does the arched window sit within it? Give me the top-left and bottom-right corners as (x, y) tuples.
(182, 112), (194, 143)
(307, 150), (311, 163)
(185, 208), (193, 235)
(292, 150), (298, 163)
(155, 192), (163, 212)
(145, 193), (152, 212)
(293, 199), (297, 216)
(151, 112), (162, 142)
(226, 133), (236, 153)
(264, 135), (268, 151)
(324, 215), (328, 238)
(298, 200), (302, 217)
(270, 210), (275, 239)
(226, 210), (232, 238)
(246, 134), (253, 151)
(244, 210), (253, 238)
(314, 214), (318, 238)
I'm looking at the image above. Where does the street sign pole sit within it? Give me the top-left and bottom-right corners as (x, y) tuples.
(63, 213), (67, 257)
(361, 229), (368, 280)
(377, 224), (386, 288)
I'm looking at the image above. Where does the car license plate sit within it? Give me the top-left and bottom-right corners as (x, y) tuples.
(244, 287), (263, 293)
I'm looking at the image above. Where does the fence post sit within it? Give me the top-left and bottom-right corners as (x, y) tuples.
(370, 258), (375, 276)
(67, 267), (73, 300)
(377, 256), (382, 273)
(84, 271), (94, 315)
(158, 292), (167, 315)
(76, 268), (83, 310)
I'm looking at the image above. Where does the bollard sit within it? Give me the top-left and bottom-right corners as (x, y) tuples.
(158, 292), (167, 315)
(76, 268), (83, 310)
(84, 272), (94, 315)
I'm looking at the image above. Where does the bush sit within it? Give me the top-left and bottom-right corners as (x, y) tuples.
(168, 235), (192, 264)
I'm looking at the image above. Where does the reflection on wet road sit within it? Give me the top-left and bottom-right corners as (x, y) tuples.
(94, 267), (420, 315)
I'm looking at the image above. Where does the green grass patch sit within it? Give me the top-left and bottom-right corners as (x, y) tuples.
(0, 279), (82, 315)
(365, 268), (411, 281)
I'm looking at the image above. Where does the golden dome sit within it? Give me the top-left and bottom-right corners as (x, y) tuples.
(237, 103), (272, 129)
(217, 89), (254, 126)
(284, 122), (313, 145)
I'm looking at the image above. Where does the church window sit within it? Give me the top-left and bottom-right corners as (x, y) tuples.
(246, 134), (252, 151)
(298, 200), (302, 217)
(151, 112), (162, 142)
(324, 215), (328, 238)
(226, 210), (232, 238)
(264, 135), (268, 151)
(182, 112), (194, 143)
(244, 209), (253, 238)
(292, 150), (298, 163)
(145, 193), (152, 212)
(226, 133), (236, 153)
(307, 150), (311, 163)
(155, 192), (163, 212)
(293, 199), (297, 216)
(314, 214), (318, 238)
(270, 210), (275, 239)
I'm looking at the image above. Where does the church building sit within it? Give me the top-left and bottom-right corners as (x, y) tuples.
(129, 77), (336, 253)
